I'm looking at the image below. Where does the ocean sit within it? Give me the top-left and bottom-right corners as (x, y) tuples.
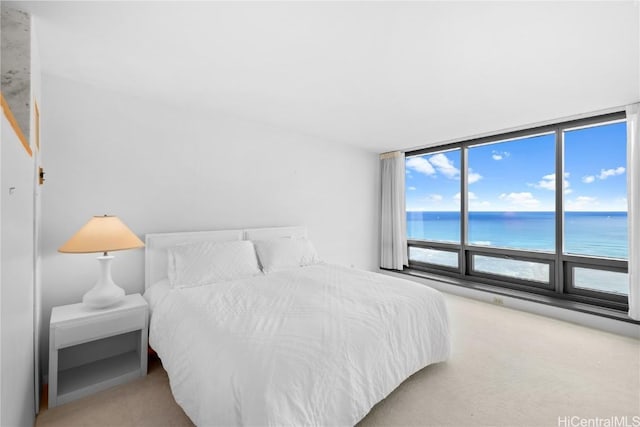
(406, 211), (628, 259)
(407, 211), (629, 295)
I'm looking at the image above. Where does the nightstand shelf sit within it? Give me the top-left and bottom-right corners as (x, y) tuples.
(49, 294), (148, 408)
(57, 350), (141, 404)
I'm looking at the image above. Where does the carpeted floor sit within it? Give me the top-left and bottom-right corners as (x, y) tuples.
(36, 292), (640, 427)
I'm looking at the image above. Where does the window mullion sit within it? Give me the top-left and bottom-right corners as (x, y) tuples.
(460, 146), (468, 276)
(554, 127), (564, 293)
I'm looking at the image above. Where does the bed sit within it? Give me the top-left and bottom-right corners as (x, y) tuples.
(144, 226), (450, 426)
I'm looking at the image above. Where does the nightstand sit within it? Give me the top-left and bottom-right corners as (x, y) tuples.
(48, 293), (148, 408)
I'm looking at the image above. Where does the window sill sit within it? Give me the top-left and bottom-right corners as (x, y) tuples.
(384, 267), (640, 326)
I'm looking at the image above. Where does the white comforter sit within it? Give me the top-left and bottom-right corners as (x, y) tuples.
(148, 264), (450, 426)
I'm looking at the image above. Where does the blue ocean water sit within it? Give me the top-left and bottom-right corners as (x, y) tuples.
(406, 211), (628, 259)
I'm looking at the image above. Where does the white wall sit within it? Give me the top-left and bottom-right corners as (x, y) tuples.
(39, 73), (380, 375)
(1, 102), (3, 427)
(31, 14), (43, 413)
(1, 128), (2, 427)
(1, 7), (40, 426)
(1, 113), (35, 427)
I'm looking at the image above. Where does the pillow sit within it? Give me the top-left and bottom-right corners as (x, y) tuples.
(167, 240), (261, 288)
(143, 278), (172, 313)
(253, 237), (321, 273)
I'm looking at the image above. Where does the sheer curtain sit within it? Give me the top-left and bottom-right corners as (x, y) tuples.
(380, 151), (408, 270)
(627, 103), (639, 320)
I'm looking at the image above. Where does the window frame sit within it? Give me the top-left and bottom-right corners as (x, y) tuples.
(408, 240), (460, 274)
(404, 111), (629, 312)
(467, 249), (555, 291)
(565, 258), (628, 304)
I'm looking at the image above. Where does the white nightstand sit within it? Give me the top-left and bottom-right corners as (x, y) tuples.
(48, 293), (148, 408)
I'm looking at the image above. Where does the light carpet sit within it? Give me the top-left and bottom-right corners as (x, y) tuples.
(36, 292), (640, 427)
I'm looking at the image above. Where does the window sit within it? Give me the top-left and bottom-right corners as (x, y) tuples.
(471, 254), (551, 285)
(406, 148), (461, 243)
(467, 134), (556, 252)
(563, 121), (628, 260)
(405, 112), (629, 311)
(572, 267), (628, 296)
(409, 247), (458, 269)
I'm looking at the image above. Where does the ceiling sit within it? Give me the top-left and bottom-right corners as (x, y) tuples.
(12, 1), (640, 153)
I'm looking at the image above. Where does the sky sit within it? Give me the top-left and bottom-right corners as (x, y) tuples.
(405, 120), (628, 212)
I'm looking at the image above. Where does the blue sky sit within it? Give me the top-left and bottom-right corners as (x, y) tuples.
(406, 120), (628, 212)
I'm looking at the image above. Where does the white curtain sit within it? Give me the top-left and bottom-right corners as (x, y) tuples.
(380, 151), (408, 269)
(627, 103), (640, 320)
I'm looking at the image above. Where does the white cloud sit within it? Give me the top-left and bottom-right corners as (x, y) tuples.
(429, 153), (459, 179)
(425, 194), (443, 202)
(453, 191), (489, 209)
(535, 173), (556, 190)
(407, 153), (482, 183)
(468, 169), (482, 184)
(530, 173), (570, 191)
(491, 150), (510, 161)
(499, 192), (541, 208)
(563, 179), (573, 191)
(597, 166), (625, 180)
(408, 186), (416, 191)
(565, 196), (598, 211)
(578, 166), (625, 184)
(406, 157), (435, 176)
(608, 198), (628, 211)
(453, 192), (478, 200)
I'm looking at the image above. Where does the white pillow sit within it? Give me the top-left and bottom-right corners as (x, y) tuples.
(167, 240), (261, 288)
(253, 237), (321, 273)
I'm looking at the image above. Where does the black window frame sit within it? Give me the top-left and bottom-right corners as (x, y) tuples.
(467, 250), (555, 291)
(408, 240), (460, 274)
(405, 111), (629, 312)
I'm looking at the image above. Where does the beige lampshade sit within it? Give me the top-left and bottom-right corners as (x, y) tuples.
(58, 215), (144, 254)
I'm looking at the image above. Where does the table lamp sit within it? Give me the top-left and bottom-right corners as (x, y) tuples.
(58, 215), (144, 309)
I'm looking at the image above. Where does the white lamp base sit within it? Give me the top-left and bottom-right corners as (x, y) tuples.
(83, 255), (125, 309)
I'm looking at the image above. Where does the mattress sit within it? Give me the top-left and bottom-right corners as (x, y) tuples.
(147, 264), (450, 426)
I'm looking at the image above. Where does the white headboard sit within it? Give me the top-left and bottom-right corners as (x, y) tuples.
(144, 226), (307, 289)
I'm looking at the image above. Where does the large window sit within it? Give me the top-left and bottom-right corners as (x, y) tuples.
(406, 148), (461, 243)
(563, 121), (628, 260)
(405, 112), (629, 310)
(467, 133), (556, 252)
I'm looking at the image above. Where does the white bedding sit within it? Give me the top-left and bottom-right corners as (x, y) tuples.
(148, 264), (450, 426)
